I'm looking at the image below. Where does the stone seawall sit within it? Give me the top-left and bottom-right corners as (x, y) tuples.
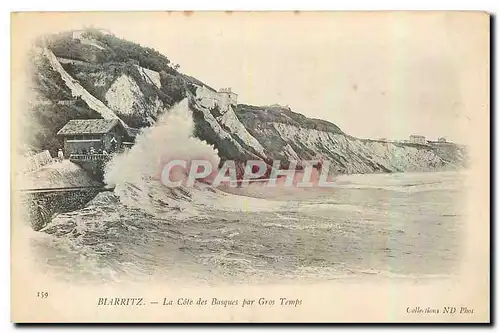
(20, 188), (102, 231)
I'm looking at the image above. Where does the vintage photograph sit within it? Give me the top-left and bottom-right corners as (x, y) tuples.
(10, 11), (490, 322)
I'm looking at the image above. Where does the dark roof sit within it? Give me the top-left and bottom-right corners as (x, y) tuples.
(57, 119), (121, 136)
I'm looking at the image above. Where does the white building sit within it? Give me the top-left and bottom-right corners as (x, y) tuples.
(409, 135), (426, 144)
(216, 88), (238, 110)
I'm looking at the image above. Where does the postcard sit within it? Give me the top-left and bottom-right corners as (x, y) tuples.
(10, 11), (490, 323)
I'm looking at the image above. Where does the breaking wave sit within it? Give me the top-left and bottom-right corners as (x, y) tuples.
(102, 99), (287, 216)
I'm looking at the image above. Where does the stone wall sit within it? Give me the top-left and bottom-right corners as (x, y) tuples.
(20, 188), (101, 231)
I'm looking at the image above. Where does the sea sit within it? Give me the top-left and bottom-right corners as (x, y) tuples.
(29, 170), (466, 285)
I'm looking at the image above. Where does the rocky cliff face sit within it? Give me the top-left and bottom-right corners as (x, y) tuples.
(24, 28), (467, 174)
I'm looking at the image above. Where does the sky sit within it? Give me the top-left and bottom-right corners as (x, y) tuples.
(13, 12), (489, 143)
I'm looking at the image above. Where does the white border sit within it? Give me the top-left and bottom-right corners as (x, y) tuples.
(3, 0), (500, 11)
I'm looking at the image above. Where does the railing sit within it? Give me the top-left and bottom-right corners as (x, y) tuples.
(69, 154), (111, 161)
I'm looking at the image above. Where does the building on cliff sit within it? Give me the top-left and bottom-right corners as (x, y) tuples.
(57, 119), (135, 156)
(217, 88), (238, 110)
(427, 137), (451, 145)
(196, 87), (238, 113)
(409, 135), (426, 144)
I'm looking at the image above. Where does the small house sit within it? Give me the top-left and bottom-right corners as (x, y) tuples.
(409, 135), (426, 145)
(438, 137), (447, 143)
(57, 119), (133, 156)
(216, 88), (238, 110)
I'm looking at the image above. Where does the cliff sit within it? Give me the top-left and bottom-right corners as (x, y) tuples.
(23, 28), (467, 174)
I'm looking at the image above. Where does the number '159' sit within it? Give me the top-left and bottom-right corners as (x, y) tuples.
(37, 292), (48, 298)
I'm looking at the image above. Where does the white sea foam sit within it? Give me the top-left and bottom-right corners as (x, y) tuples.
(103, 99), (227, 214)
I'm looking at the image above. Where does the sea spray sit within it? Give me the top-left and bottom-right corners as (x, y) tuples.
(103, 99), (221, 212)
(101, 98), (288, 215)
